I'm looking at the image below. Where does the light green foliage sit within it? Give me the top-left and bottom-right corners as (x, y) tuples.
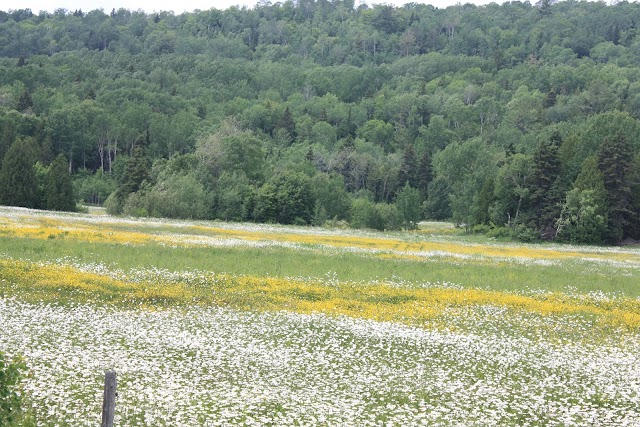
(0, 351), (29, 427)
(349, 197), (382, 230)
(123, 173), (209, 219)
(557, 189), (607, 244)
(214, 172), (256, 222)
(394, 182), (422, 230)
(310, 121), (337, 150)
(311, 173), (351, 221)
(433, 137), (500, 227)
(196, 119), (265, 183)
(490, 153), (532, 227)
(74, 171), (117, 205)
(359, 120), (394, 151)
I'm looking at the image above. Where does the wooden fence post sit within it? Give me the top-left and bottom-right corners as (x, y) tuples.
(101, 371), (117, 427)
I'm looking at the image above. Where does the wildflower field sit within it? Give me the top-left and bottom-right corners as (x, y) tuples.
(0, 206), (639, 426)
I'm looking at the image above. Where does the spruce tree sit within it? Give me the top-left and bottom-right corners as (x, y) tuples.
(398, 144), (418, 188)
(471, 177), (495, 226)
(277, 107), (296, 140)
(527, 133), (562, 236)
(597, 134), (634, 243)
(44, 154), (76, 211)
(118, 144), (150, 198)
(0, 138), (38, 208)
(417, 150), (433, 198)
(111, 138), (150, 213)
(16, 90), (33, 112)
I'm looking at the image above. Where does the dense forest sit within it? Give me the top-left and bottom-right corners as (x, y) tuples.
(0, 0), (639, 244)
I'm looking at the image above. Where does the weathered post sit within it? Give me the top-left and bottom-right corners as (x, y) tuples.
(101, 371), (117, 427)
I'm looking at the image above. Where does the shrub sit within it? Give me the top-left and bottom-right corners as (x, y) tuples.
(0, 351), (31, 426)
(486, 226), (513, 239)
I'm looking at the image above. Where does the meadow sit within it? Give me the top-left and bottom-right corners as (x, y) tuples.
(0, 206), (639, 426)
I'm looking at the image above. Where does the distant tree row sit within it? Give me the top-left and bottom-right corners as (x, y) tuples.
(1, 1), (639, 242)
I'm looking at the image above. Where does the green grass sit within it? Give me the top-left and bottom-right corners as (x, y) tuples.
(1, 235), (638, 297)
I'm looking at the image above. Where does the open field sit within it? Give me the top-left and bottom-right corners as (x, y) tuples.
(1, 206), (639, 426)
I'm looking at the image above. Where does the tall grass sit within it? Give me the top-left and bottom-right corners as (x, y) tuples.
(1, 235), (637, 296)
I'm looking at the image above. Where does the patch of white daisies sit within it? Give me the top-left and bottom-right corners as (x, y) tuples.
(1, 298), (638, 426)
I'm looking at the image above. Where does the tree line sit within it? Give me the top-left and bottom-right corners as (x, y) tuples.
(0, 0), (639, 243)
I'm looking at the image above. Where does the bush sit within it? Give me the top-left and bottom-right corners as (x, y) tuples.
(350, 199), (401, 231)
(0, 351), (33, 426)
(486, 226), (513, 239)
(103, 192), (122, 215)
(472, 224), (491, 235)
(376, 203), (402, 231)
(350, 198), (382, 230)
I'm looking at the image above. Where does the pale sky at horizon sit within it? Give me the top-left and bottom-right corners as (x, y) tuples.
(1, 0), (502, 15)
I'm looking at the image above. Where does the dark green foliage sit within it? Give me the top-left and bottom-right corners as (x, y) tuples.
(416, 150), (433, 198)
(106, 141), (150, 215)
(424, 177), (451, 221)
(277, 107), (296, 141)
(597, 134), (635, 243)
(527, 133), (563, 237)
(555, 156), (608, 244)
(117, 144), (150, 201)
(470, 177), (494, 227)
(44, 155), (76, 211)
(254, 172), (315, 225)
(15, 90), (32, 112)
(0, 138), (38, 208)
(214, 172), (256, 222)
(398, 144), (418, 188)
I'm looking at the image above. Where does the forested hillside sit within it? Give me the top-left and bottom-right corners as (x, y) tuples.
(1, 0), (639, 243)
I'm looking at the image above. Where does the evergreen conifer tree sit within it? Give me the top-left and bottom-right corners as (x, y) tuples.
(110, 137), (151, 214)
(527, 133), (562, 237)
(471, 177), (495, 226)
(417, 150), (433, 198)
(118, 144), (150, 198)
(277, 107), (296, 140)
(0, 138), (38, 208)
(597, 134), (634, 243)
(16, 90), (33, 112)
(398, 144), (418, 188)
(44, 154), (76, 211)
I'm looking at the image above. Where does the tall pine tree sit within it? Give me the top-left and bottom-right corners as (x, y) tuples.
(44, 154), (76, 211)
(398, 144), (418, 188)
(597, 134), (634, 243)
(0, 138), (38, 208)
(527, 133), (563, 237)
(417, 150), (433, 199)
(109, 136), (151, 214)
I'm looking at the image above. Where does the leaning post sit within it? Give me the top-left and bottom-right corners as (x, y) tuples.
(101, 371), (117, 427)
